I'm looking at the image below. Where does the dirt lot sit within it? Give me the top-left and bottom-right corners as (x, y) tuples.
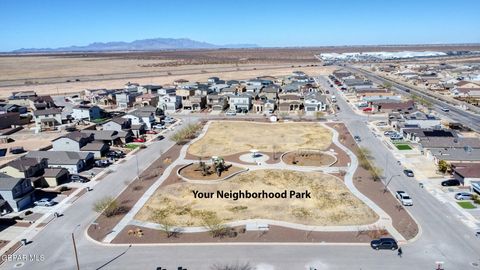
(188, 121), (333, 157)
(136, 169), (378, 227)
(179, 162), (245, 181)
(282, 151), (336, 166)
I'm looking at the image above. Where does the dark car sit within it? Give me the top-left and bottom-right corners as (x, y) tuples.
(370, 238), (398, 250)
(441, 179), (460, 187)
(403, 169), (414, 177)
(70, 174), (89, 183)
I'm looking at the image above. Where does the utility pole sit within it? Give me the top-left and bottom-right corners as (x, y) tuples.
(384, 174), (401, 193)
(72, 224), (80, 270)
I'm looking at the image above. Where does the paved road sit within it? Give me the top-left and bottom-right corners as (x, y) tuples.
(345, 65), (480, 132)
(2, 91), (480, 269)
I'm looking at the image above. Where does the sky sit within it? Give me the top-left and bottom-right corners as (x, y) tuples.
(1, 0), (480, 51)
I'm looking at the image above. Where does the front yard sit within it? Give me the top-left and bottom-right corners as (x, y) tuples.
(457, 201), (477, 209)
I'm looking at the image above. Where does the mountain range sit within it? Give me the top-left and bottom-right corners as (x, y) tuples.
(12, 38), (259, 53)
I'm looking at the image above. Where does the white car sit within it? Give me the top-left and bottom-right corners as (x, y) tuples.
(34, 198), (56, 207)
(225, 111), (237, 116)
(153, 124), (166, 130)
(163, 117), (175, 124)
(396, 191), (413, 206)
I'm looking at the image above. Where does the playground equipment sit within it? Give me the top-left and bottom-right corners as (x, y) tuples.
(195, 156), (232, 177)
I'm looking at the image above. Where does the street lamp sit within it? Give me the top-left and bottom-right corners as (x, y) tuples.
(72, 224), (81, 270)
(384, 174), (401, 193)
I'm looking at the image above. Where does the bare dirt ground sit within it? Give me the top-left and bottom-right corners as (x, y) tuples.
(179, 163), (244, 181)
(188, 121), (333, 157)
(113, 224), (389, 244)
(135, 169), (378, 227)
(282, 151), (336, 166)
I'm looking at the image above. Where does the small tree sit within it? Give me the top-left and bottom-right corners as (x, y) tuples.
(369, 166), (383, 182)
(151, 209), (177, 238)
(438, 160), (450, 174)
(199, 211), (228, 237)
(93, 196), (120, 217)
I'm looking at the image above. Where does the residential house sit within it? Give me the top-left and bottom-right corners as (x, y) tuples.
(81, 130), (132, 145)
(103, 117), (131, 132)
(28, 95), (56, 111)
(370, 100), (415, 113)
(26, 151), (94, 174)
(304, 93), (328, 115)
(278, 94), (303, 112)
(135, 93), (159, 107)
(228, 94), (252, 112)
(123, 110), (154, 130)
(0, 113), (23, 130)
(183, 95), (206, 111)
(157, 86), (177, 96)
(260, 85), (280, 100)
(138, 85), (162, 94)
(0, 157), (48, 179)
(33, 108), (63, 131)
(8, 91), (37, 107)
(0, 174), (35, 212)
(207, 94), (228, 111)
(207, 77), (220, 84)
(71, 105), (103, 121)
(42, 168), (69, 187)
(452, 163), (480, 186)
(84, 88), (117, 106)
(52, 131), (93, 152)
(388, 111), (441, 130)
(115, 92), (140, 109)
(0, 103), (28, 115)
(158, 94), (181, 112)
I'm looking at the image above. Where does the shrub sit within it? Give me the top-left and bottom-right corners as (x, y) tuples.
(93, 196), (122, 217)
(171, 123), (202, 144)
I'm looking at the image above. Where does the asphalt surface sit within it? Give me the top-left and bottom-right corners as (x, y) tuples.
(2, 85), (480, 270)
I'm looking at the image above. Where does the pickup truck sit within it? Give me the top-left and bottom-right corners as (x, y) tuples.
(396, 191), (413, 206)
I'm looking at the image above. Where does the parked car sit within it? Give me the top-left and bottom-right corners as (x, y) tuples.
(396, 191), (413, 206)
(354, 136), (361, 142)
(384, 130), (396, 136)
(375, 121), (388, 127)
(226, 110), (237, 116)
(370, 238), (398, 250)
(106, 150), (124, 159)
(94, 160), (110, 168)
(455, 192), (473, 200)
(156, 135), (165, 141)
(70, 174), (88, 183)
(390, 134), (403, 140)
(403, 169), (414, 177)
(146, 130), (157, 135)
(133, 137), (146, 143)
(163, 117), (175, 124)
(154, 124), (166, 129)
(34, 198), (56, 207)
(441, 179), (460, 187)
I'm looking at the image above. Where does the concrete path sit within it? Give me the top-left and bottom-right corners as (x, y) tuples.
(103, 119), (403, 243)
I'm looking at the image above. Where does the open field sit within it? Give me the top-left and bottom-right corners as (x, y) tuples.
(136, 169), (378, 226)
(282, 151), (336, 166)
(188, 121), (333, 157)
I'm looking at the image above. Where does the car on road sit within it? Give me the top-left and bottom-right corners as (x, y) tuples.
(133, 137), (146, 143)
(226, 110), (237, 116)
(330, 84), (333, 87)
(370, 238), (398, 250)
(441, 179), (460, 187)
(441, 107), (450, 112)
(70, 174), (89, 183)
(354, 136), (361, 142)
(34, 198), (56, 207)
(396, 191), (413, 206)
(455, 192), (473, 200)
(156, 135), (165, 141)
(403, 169), (414, 177)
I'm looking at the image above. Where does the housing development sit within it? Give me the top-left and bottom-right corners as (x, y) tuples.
(1, 1), (480, 269)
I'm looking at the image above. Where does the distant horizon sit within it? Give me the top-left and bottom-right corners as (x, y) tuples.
(1, 0), (480, 51)
(3, 36), (480, 54)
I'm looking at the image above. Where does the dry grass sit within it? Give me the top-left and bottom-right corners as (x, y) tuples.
(136, 169), (378, 226)
(179, 163), (244, 180)
(188, 121), (333, 157)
